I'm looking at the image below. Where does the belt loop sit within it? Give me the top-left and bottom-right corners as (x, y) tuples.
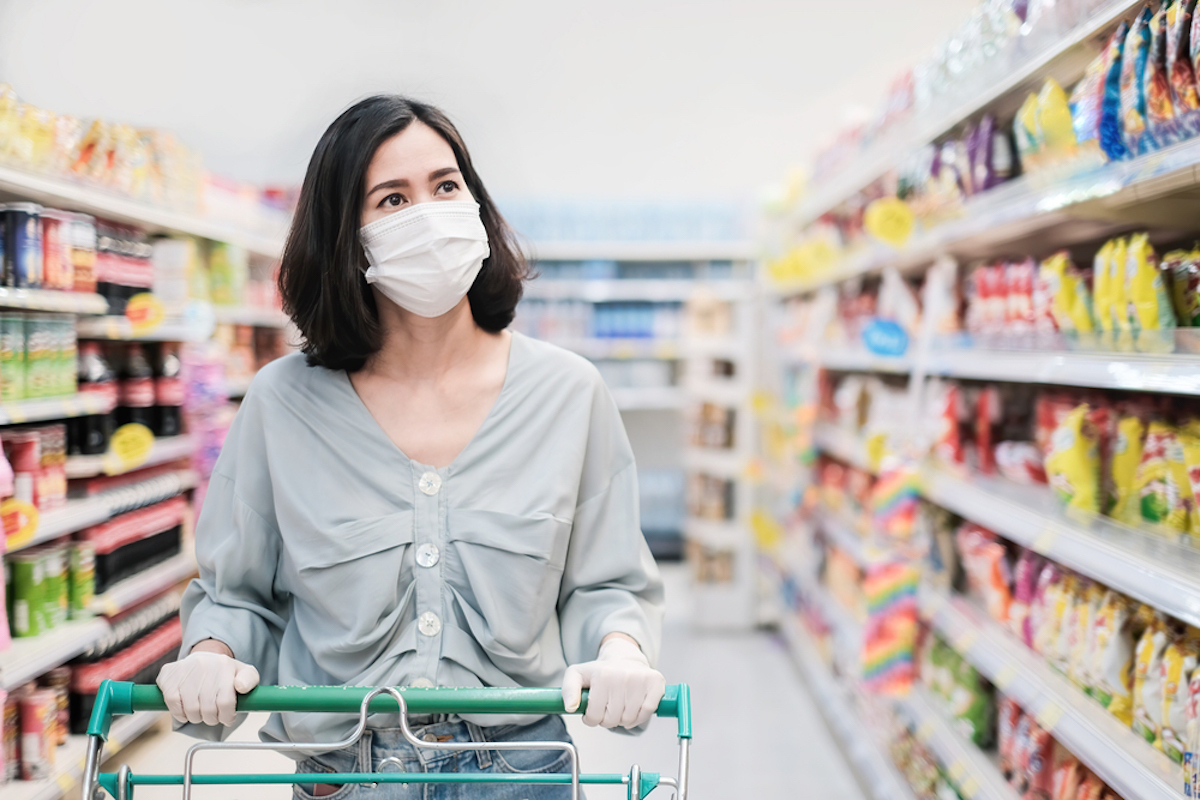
(466, 721), (492, 769)
(358, 729), (374, 775)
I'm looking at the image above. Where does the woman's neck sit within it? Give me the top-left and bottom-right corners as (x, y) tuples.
(363, 293), (497, 382)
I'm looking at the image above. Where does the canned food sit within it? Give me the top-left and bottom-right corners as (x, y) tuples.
(2, 203), (42, 289)
(1, 693), (17, 784)
(8, 552), (45, 638)
(68, 541), (95, 618)
(39, 668), (70, 748)
(69, 213), (97, 294)
(40, 545), (67, 630)
(24, 315), (51, 399)
(0, 313), (25, 402)
(18, 690), (55, 780)
(39, 210), (73, 291)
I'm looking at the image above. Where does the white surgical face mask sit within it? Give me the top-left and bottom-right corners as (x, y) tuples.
(359, 200), (490, 318)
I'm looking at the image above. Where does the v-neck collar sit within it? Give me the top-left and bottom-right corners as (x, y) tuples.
(337, 331), (522, 474)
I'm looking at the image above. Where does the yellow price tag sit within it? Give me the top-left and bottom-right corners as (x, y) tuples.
(5, 403), (27, 424)
(915, 719), (935, 743)
(56, 773), (75, 792)
(863, 197), (915, 248)
(947, 761), (967, 782)
(865, 433), (887, 473)
(1032, 528), (1058, 555)
(953, 629), (978, 653)
(2, 498), (40, 550)
(994, 664), (1018, 690)
(125, 293), (166, 338)
(960, 775), (981, 797)
(103, 423), (156, 475)
(1035, 701), (1063, 731)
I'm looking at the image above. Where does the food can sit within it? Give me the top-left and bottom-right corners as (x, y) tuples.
(39, 669), (70, 747)
(2, 203), (43, 289)
(1, 693), (17, 784)
(8, 552), (45, 638)
(18, 690), (55, 780)
(24, 314), (51, 399)
(60, 316), (77, 396)
(40, 545), (66, 630)
(68, 541), (95, 618)
(69, 213), (97, 294)
(39, 210), (73, 291)
(0, 313), (25, 402)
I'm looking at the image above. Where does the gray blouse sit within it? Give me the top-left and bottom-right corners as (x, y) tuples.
(178, 332), (665, 746)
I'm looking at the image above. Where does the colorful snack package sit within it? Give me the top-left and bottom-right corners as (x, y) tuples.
(1024, 724), (1059, 800)
(1185, 663), (1200, 798)
(1165, 247), (1200, 326)
(1080, 582), (1110, 695)
(1137, 421), (1191, 533)
(1108, 236), (1137, 351)
(1169, 0), (1200, 130)
(1102, 22), (1133, 162)
(1046, 405), (1102, 513)
(997, 441), (1050, 484)
(1007, 259), (1038, 338)
(999, 695), (1023, 782)
(1181, 422), (1200, 537)
(1051, 752), (1084, 800)
(1092, 239), (1116, 344)
(1032, 562), (1065, 657)
(956, 522), (1013, 624)
(1011, 549), (1044, 647)
(951, 654), (996, 747)
(1122, 6), (1158, 156)
(1134, 615), (1173, 746)
(1095, 591), (1137, 725)
(1012, 710), (1035, 795)
(1015, 92), (1042, 165)
(1147, 5), (1183, 148)
(1053, 575), (1082, 675)
(1066, 580), (1102, 690)
(972, 115), (1015, 192)
(1111, 415), (1148, 523)
(1037, 78), (1080, 153)
(1162, 627), (1200, 762)
(1039, 253), (1096, 339)
(1125, 232), (1177, 352)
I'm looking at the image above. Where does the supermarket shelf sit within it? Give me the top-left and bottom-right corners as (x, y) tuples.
(683, 516), (742, 547)
(522, 278), (749, 303)
(91, 549), (197, 617)
(211, 305), (290, 328)
(0, 710), (165, 800)
(0, 288), (107, 315)
(812, 426), (876, 474)
(680, 336), (743, 362)
(894, 685), (1021, 800)
(546, 338), (682, 360)
(684, 377), (751, 407)
(0, 393), (113, 426)
(923, 466), (1200, 629)
(794, 0), (1138, 225)
(813, 347), (913, 375)
(683, 446), (744, 480)
(609, 386), (687, 411)
(0, 618), (110, 690)
(0, 162), (285, 260)
(815, 504), (873, 568)
(75, 316), (210, 342)
(781, 617), (917, 800)
(926, 345), (1200, 396)
(64, 435), (195, 479)
(524, 240), (756, 262)
(8, 497), (111, 554)
(922, 590), (1181, 800)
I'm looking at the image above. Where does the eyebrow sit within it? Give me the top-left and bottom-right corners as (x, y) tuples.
(367, 167), (462, 197)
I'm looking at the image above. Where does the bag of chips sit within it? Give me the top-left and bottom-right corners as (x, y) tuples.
(951, 654), (996, 748)
(1016, 92), (1042, 166)
(1137, 421), (1191, 534)
(1147, 5), (1184, 148)
(1122, 6), (1158, 156)
(999, 695), (1024, 782)
(1094, 591), (1137, 725)
(1032, 562), (1065, 657)
(1185, 662), (1200, 797)
(1067, 580), (1102, 690)
(1181, 422), (1200, 538)
(1046, 404), (1102, 513)
(1038, 78), (1080, 154)
(1169, 0), (1200, 135)
(1165, 247), (1200, 327)
(1011, 549), (1044, 648)
(1109, 237), (1137, 352)
(1161, 628), (1200, 762)
(1110, 415), (1147, 523)
(1133, 615), (1173, 747)
(1125, 233), (1176, 352)
(1039, 253), (1096, 341)
(1054, 575), (1083, 675)
(1051, 752), (1084, 800)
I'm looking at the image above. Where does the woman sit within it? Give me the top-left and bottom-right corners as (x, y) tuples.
(157, 96), (665, 799)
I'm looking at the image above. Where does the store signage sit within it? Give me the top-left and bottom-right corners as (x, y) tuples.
(125, 293), (166, 337)
(862, 318), (909, 357)
(863, 197), (915, 248)
(104, 423), (156, 474)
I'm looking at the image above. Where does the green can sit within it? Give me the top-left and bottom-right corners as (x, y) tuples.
(67, 542), (95, 619)
(40, 546), (67, 630)
(9, 552), (45, 638)
(0, 313), (25, 402)
(24, 315), (50, 400)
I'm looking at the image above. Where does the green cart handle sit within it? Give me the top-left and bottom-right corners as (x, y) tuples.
(83, 680), (692, 800)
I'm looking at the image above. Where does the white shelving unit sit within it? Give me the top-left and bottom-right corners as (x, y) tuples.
(65, 435), (195, 479)
(0, 619), (111, 691)
(0, 289), (107, 315)
(211, 305), (290, 328)
(75, 315), (211, 343)
(523, 240), (754, 262)
(609, 387), (687, 411)
(922, 590), (1181, 800)
(91, 549), (198, 617)
(0, 394), (114, 426)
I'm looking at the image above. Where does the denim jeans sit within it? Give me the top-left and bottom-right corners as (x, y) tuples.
(293, 714), (582, 800)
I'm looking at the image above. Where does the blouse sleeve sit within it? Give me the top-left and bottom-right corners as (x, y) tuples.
(557, 378), (665, 667)
(176, 392), (290, 738)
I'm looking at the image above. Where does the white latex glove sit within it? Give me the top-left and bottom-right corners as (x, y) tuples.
(562, 637), (666, 729)
(157, 650), (260, 727)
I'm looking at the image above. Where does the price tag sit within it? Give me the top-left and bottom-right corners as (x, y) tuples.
(947, 761), (967, 783)
(866, 433), (888, 474)
(953, 629), (978, 653)
(863, 197), (915, 248)
(915, 719), (936, 743)
(994, 664), (1018, 690)
(102, 423), (156, 475)
(959, 775), (981, 798)
(612, 342), (636, 360)
(653, 342), (677, 360)
(1035, 701), (1063, 731)
(56, 773), (75, 792)
(125, 293), (166, 338)
(2, 498), (40, 551)
(1032, 528), (1058, 555)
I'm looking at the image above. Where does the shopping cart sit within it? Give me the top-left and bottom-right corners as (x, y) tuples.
(81, 680), (692, 799)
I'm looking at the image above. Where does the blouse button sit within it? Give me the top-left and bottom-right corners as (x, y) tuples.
(418, 611), (442, 636)
(418, 472), (442, 496)
(416, 543), (440, 568)
(410, 678), (435, 689)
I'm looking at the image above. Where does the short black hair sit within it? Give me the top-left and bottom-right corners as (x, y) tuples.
(278, 95), (528, 372)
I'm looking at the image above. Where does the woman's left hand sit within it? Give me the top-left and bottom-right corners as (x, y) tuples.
(562, 636), (666, 729)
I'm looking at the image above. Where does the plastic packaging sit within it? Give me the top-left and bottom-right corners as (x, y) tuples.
(1125, 232), (1176, 351)
(1110, 415), (1147, 523)
(1162, 628), (1200, 762)
(1033, 562), (1066, 658)
(1165, 247), (1200, 326)
(1046, 404), (1102, 513)
(1039, 253), (1096, 337)
(1169, 0), (1200, 132)
(1122, 6), (1158, 156)
(1094, 590), (1136, 725)
(1137, 421), (1192, 534)
(1134, 616), (1173, 747)
(1037, 78), (1079, 151)
(1146, 5), (1183, 148)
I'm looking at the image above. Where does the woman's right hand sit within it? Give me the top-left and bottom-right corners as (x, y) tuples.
(157, 642), (260, 726)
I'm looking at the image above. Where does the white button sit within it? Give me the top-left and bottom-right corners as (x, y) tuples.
(418, 611), (442, 636)
(418, 472), (442, 496)
(410, 678), (435, 689)
(423, 734), (438, 742)
(416, 543), (440, 568)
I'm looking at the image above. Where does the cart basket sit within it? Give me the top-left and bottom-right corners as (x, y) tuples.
(82, 680), (693, 800)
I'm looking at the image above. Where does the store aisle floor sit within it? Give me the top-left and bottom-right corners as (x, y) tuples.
(112, 564), (863, 799)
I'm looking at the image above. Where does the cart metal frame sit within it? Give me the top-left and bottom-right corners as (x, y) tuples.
(81, 680), (692, 800)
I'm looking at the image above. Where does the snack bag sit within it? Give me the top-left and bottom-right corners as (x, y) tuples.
(1053, 575), (1082, 675)
(999, 695), (1024, 781)
(1185, 663), (1200, 798)
(14, 104), (55, 171)
(1125, 232), (1176, 351)
(1102, 22), (1133, 162)
(1109, 237), (1136, 351)
(1181, 423), (1200, 537)
(950, 654), (995, 747)
(1162, 628), (1200, 762)
(956, 523), (1013, 624)
(1011, 549), (1044, 647)
(1075, 774), (1105, 800)
(1122, 6), (1158, 156)
(1094, 591), (1137, 725)
(1137, 421), (1191, 533)
(1012, 711), (1035, 795)
(1033, 562), (1065, 657)
(1092, 239), (1116, 344)
(1110, 415), (1147, 523)
(1165, 247), (1200, 326)
(1045, 405), (1102, 514)
(1079, 582), (1110, 695)
(1147, 5), (1184, 148)
(1169, 0), (1200, 134)
(0, 85), (18, 162)
(1066, 580), (1101, 690)
(1133, 616), (1173, 746)
(1024, 724), (1058, 800)
(1039, 253), (1096, 339)
(1037, 78), (1080, 153)
(1016, 92), (1042, 165)
(1051, 753), (1084, 800)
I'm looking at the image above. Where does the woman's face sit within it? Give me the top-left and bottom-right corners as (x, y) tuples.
(360, 121), (474, 227)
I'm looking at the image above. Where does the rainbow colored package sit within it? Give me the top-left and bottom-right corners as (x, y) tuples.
(860, 562), (919, 695)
